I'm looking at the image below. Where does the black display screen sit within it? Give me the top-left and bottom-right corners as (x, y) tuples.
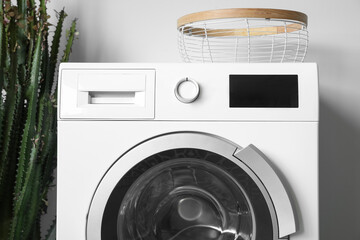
(229, 75), (298, 108)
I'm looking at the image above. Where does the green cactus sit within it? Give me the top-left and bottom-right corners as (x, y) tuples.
(0, 0), (77, 239)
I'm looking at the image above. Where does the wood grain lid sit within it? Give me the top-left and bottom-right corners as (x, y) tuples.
(177, 8), (308, 28)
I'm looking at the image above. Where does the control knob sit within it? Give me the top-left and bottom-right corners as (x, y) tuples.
(174, 78), (200, 103)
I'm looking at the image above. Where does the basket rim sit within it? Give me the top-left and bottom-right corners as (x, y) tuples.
(177, 8), (308, 28)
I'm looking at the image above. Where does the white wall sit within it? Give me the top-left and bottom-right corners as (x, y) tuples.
(47, 0), (360, 239)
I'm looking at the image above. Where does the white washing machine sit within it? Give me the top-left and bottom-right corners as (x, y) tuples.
(57, 63), (318, 240)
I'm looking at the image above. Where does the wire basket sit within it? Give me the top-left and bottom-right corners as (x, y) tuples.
(177, 8), (308, 63)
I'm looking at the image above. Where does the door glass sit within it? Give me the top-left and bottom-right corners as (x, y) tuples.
(101, 149), (273, 240)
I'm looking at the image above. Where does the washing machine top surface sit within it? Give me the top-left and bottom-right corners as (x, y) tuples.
(58, 63), (318, 122)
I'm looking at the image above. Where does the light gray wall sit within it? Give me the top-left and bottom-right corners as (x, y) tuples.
(47, 0), (360, 239)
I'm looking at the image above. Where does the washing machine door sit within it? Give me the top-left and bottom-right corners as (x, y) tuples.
(87, 132), (296, 240)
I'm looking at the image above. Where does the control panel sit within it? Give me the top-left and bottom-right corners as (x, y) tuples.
(58, 63), (318, 121)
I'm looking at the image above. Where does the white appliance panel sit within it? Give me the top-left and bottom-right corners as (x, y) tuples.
(57, 121), (318, 240)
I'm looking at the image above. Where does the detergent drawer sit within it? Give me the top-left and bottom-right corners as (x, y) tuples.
(59, 69), (155, 119)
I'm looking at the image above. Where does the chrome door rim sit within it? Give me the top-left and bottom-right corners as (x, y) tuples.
(86, 132), (295, 240)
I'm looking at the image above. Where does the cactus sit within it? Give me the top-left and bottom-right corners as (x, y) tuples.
(0, 0), (77, 239)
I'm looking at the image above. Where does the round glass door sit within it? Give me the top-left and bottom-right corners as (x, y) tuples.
(101, 148), (273, 240)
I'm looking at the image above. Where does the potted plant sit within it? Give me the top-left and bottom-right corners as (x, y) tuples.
(0, 0), (77, 239)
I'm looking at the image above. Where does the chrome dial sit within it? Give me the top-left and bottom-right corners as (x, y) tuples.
(174, 78), (200, 103)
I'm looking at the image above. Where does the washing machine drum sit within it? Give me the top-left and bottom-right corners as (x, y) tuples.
(119, 158), (252, 240)
(101, 149), (273, 240)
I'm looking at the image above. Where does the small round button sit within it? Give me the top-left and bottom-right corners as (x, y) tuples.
(174, 78), (200, 103)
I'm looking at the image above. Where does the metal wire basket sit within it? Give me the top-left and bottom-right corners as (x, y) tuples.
(177, 8), (308, 63)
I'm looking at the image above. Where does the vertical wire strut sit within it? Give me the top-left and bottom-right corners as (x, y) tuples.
(294, 27), (301, 62)
(201, 37), (205, 63)
(181, 26), (191, 63)
(178, 28), (185, 62)
(270, 34), (275, 63)
(204, 23), (213, 63)
(245, 19), (251, 63)
(281, 22), (288, 62)
(301, 27), (309, 62)
(235, 37), (239, 62)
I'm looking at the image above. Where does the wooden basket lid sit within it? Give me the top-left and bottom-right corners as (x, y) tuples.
(177, 8), (308, 28)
